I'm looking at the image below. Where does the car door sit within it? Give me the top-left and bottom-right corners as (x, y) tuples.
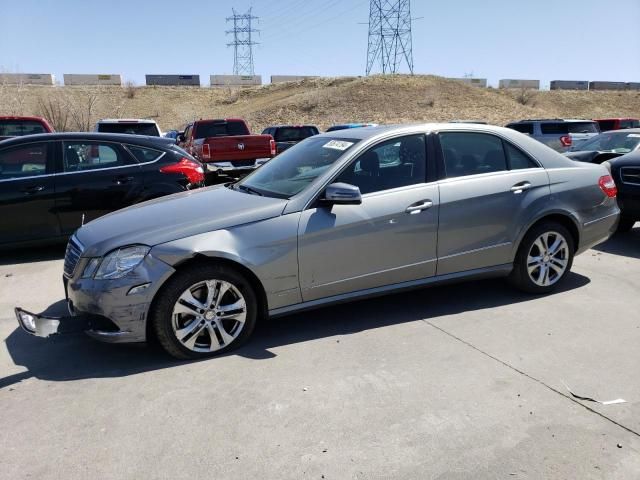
(435, 131), (550, 275)
(0, 141), (59, 245)
(297, 134), (439, 301)
(54, 140), (145, 234)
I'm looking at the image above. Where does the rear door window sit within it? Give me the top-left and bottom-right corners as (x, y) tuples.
(0, 142), (50, 179)
(504, 142), (539, 169)
(439, 132), (507, 178)
(62, 142), (131, 172)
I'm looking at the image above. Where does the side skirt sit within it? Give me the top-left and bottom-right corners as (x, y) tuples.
(269, 263), (513, 318)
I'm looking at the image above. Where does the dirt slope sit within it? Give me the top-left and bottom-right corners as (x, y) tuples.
(1, 75), (639, 133)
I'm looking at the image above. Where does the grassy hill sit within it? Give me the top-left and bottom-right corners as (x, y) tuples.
(2, 75), (639, 133)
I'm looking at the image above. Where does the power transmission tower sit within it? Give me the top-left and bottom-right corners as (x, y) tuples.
(365, 0), (414, 75)
(226, 8), (259, 76)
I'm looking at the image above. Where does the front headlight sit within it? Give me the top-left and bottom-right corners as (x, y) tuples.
(92, 245), (150, 280)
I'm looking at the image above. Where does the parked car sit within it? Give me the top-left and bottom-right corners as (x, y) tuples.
(449, 120), (488, 124)
(0, 132), (204, 249)
(95, 119), (162, 137)
(565, 129), (640, 164)
(595, 118), (640, 132)
(603, 152), (640, 232)
(15, 124), (619, 359)
(178, 118), (275, 178)
(163, 130), (182, 142)
(326, 123), (378, 132)
(505, 119), (600, 152)
(262, 125), (319, 154)
(0, 116), (54, 140)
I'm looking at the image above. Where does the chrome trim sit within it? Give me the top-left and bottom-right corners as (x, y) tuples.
(270, 263), (513, 317)
(437, 242), (512, 261)
(583, 211), (620, 227)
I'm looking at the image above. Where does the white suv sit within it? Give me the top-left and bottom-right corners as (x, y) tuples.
(505, 119), (600, 152)
(95, 119), (162, 137)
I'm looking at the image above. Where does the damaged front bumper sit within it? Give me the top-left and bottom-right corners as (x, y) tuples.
(15, 307), (91, 338)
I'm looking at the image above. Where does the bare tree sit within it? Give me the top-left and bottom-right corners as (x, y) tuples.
(68, 91), (99, 131)
(37, 93), (70, 131)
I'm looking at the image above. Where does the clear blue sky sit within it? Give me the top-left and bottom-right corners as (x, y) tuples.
(1, 0), (639, 88)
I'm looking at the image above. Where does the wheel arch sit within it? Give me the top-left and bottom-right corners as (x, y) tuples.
(513, 211), (580, 259)
(146, 253), (269, 343)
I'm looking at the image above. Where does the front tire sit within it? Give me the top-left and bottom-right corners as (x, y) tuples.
(150, 264), (258, 359)
(509, 222), (575, 294)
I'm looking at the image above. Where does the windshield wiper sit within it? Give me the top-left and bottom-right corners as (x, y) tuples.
(237, 184), (263, 196)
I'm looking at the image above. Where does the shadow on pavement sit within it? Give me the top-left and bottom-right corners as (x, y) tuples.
(1, 272), (590, 388)
(0, 244), (66, 266)
(592, 226), (639, 259)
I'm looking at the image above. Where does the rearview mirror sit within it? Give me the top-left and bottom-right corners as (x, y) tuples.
(322, 182), (362, 205)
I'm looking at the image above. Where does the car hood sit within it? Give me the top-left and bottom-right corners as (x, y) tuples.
(76, 185), (288, 257)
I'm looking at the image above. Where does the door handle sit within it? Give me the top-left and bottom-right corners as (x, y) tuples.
(21, 185), (45, 194)
(510, 182), (532, 194)
(113, 176), (134, 185)
(405, 200), (433, 214)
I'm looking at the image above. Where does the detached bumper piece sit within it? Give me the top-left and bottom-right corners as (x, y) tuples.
(15, 307), (91, 338)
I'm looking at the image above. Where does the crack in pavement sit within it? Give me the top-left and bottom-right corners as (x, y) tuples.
(423, 319), (640, 439)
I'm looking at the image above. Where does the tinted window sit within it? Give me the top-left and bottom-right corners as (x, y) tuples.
(127, 145), (164, 162)
(336, 135), (426, 194)
(505, 142), (539, 169)
(619, 120), (640, 129)
(98, 123), (160, 136)
(572, 132), (640, 153)
(238, 137), (359, 198)
(507, 123), (534, 135)
(0, 143), (49, 179)
(0, 120), (47, 137)
(541, 122), (599, 135)
(194, 121), (249, 138)
(63, 142), (127, 172)
(440, 132), (507, 178)
(597, 120), (616, 131)
(274, 127), (318, 142)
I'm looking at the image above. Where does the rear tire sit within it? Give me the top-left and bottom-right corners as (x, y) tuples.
(150, 264), (258, 359)
(509, 222), (575, 294)
(616, 216), (636, 233)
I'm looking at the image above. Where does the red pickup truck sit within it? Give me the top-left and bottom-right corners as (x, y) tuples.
(178, 118), (275, 178)
(0, 116), (54, 141)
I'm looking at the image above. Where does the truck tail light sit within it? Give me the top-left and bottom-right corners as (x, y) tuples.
(270, 138), (276, 156)
(160, 158), (205, 184)
(598, 174), (617, 198)
(560, 135), (572, 147)
(201, 143), (211, 160)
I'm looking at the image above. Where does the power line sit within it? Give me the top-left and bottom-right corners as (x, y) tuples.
(365, 0), (415, 75)
(226, 8), (259, 76)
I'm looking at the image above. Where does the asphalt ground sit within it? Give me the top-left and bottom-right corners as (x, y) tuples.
(1, 226), (639, 479)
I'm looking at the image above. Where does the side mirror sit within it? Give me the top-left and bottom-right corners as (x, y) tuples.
(177, 134), (185, 143)
(321, 182), (362, 205)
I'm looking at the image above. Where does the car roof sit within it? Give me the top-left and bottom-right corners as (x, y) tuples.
(97, 118), (158, 124)
(602, 128), (640, 134)
(594, 118), (639, 121)
(318, 123), (526, 140)
(266, 125), (318, 128)
(509, 119), (597, 124)
(0, 115), (49, 122)
(0, 132), (175, 148)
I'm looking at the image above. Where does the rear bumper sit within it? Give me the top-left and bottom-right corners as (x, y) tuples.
(204, 158), (270, 174)
(617, 191), (640, 219)
(577, 209), (620, 254)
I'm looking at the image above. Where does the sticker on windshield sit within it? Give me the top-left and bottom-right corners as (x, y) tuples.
(627, 134), (640, 138)
(323, 140), (354, 151)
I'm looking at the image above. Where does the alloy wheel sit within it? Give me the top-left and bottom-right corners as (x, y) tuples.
(526, 231), (569, 287)
(171, 279), (247, 353)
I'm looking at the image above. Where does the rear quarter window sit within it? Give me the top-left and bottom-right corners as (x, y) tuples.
(127, 145), (165, 162)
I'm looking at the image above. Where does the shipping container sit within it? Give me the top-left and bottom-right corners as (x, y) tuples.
(210, 75), (262, 87)
(63, 74), (122, 86)
(0, 73), (55, 85)
(550, 80), (589, 91)
(145, 75), (200, 86)
(499, 79), (540, 89)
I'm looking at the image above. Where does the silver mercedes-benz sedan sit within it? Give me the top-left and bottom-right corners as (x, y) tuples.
(16, 124), (620, 359)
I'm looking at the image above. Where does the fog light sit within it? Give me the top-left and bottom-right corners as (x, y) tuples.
(127, 283), (151, 296)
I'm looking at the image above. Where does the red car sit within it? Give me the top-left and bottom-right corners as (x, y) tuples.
(594, 118), (640, 132)
(0, 116), (54, 140)
(178, 118), (275, 178)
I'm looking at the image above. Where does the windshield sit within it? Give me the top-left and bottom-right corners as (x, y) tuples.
(0, 120), (47, 136)
(98, 123), (160, 136)
(571, 131), (640, 153)
(237, 137), (359, 198)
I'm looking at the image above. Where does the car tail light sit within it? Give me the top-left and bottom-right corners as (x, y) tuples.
(598, 174), (617, 198)
(160, 157), (204, 184)
(201, 143), (211, 160)
(270, 138), (276, 156)
(560, 135), (572, 147)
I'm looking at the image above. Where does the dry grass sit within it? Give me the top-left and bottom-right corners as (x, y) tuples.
(1, 75), (640, 132)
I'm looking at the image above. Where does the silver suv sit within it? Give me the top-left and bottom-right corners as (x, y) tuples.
(506, 119), (600, 152)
